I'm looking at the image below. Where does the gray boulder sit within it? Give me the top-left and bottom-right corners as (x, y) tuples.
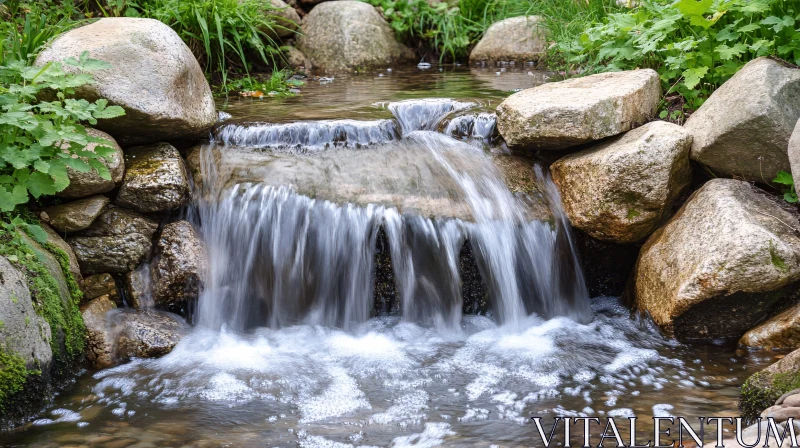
(58, 128), (124, 199)
(154, 221), (207, 305)
(125, 263), (155, 308)
(296, 1), (414, 73)
(789, 119), (800, 189)
(266, 0), (301, 38)
(551, 121), (692, 244)
(116, 143), (191, 214)
(0, 257), (53, 371)
(685, 57), (800, 183)
(68, 207), (158, 274)
(113, 310), (189, 359)
(632, 179), (800, 341)
(81, 295), (117, 368)
(35, 18), (217, 145)
(41, 195), (109, 234)
(496, 69), (660, 151)
(469, 16), (547, 64)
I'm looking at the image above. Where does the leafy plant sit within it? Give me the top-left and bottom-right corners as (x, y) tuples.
(223, 70), (304, 96)
(0, 51), (125, 212)
(567, 0), (800, 110)
(773, 170), (798, 203)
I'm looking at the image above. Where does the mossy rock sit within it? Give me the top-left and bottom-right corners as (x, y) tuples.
(740, 348), (800, 422)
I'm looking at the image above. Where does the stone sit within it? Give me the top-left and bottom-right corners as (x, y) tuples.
(112, 310), (189, 359)
(82, 273), (120, 305)
(266, 0), (300, 38)
(286, 46), (312, 70)
(35, 18), (216, 145)
(783, 394), (800, 407)
(57, 128), (124, 199)
(125, 263), (155, 309)
(741, 302), (800, 349)
(496, 69), (661, 151)
(0, 256), (53, 370)
(81, 295), (117, 368)
(296, 1), (414, 73)
(762, 405), (800, 423)
(115, 143), (191, 214)
(550, 121), (692, 244)
(685, 57), (800, 183)
(742, 350), (800, 420)
(40, 223), (83, 286)
(68, 207), (158, 274)
(41, 195), (109, 234)
(789, 119), (800, 189)
(469, 16), (547, 64)
(154, 221), (207, 305)
(632, 179), (800, 341)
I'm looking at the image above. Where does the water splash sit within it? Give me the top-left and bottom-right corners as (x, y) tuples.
(441, 113), (497, 142)
(214, 119), (398, 151)
(387, 99), (475, 136)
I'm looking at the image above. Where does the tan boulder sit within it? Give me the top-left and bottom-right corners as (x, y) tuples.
(41, 195), (109, 234)
(469, 16), (547, 64)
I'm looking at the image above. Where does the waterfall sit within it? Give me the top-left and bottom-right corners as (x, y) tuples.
(193, 98), (591, 333)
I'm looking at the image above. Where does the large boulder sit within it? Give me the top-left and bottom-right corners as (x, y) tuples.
(115, 143), (191, 214)
(632, 179), (800, 341)
(685, 57), (800, 183)
(551, 121), (692, 244)
(80, 295), (117, 368)
(741, 348), (800, 421)
(35, 18), (217, 145)
(469, 16), (547, 64)
(154, 221), (207, 306)
(68, 207), (158, 274)
(740, 302), (800, 349)
(58, 128), (124, 199)
(41, 195), (109, 234)
(496, 69), (661, 151)
(296, 1), (414, 73)
(789, 119), (800, 189)
(112, 310), (189, 359)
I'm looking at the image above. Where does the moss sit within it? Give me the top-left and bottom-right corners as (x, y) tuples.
(0, 350), (32, 412)
(741, 370), (800, 423)
(626, 208), (640, 219)
(769, 240), (788, 272)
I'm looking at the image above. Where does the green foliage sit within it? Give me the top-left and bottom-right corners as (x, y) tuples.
(773, 170), (798, 203)
(223, 70), (304, 96)
(0, 350), (31, 411)
(136, 0), (286, 86)
(567, 0), (800, 110)
(0, 52), (125, 212)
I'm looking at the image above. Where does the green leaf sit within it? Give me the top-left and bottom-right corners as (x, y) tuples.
(23, 223), (48, 244)
(715, 43), (748, 60)
(33, 159), (50, 173)
(773, 171), (794, 186)
(25, 171), (57, 198)
(737, 23), (761, 33)
(87, 158), (111, 181)
(676, 0), (713, 17)
(761, 15), (795, 33)
(682, 66), (710, 90)
(785, 192), (799, 203)
(0, 185), (29, 212)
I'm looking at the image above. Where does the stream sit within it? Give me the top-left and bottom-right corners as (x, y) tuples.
(1, 67), (781, 448)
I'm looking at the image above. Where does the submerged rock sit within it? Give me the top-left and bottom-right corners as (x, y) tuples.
(42, 195), (109, 234)
(551, 121), (692, 244)
(35, 18), (216, 145)
(296, 1), (414, 73)
(741, 348), (800, 421)
(57, 128), (124, 199)
(81, 295), (117, 368)
(154, 221), (207, 306)
(113, 310), (189, 359)
(685, 57), (800, 183)
(496, 69), (660, 151)
(633, 179), (800, 341)
(68, 207), (158, 274)
(469, 16), (547, 64)
(116, 143), (191, 214)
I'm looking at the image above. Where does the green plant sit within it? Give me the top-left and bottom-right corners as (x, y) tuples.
(0, 52), (125, 212)
(223, 70), (303, 96)
(568, 0), (800, 110)
(773, 170), (798, 203)
(137, 0), (285, 86)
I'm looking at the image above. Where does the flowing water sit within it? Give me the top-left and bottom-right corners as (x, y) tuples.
(1, 67), (781, 448)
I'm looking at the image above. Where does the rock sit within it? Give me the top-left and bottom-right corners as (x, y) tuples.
(82, 273), (120, 305)
(742, 349), (800, 421)
(57, 128), (124, 199)
(550, 121), (692, 244)
(286, 46), (312, 70)
(633, 179), (800, 341)
(496, 69), (661, 151)
(125, 263), (155, 308)
(113, 310), (189, 359)
(115, 143), (191, 214)
(41, 195), (110, 234)
(685, 57), (800, 183)
(154, 221), (207, 305)
(35, 18), (216, 145)
(296, 1), (414, 73)
(81, 295), (117, 368)
(68, 207), (158, 274)
(784, 393), (800, 408)
(266, 0), (300, 38)
(740, 302), (800, 349)
(0, 256), (53, 370)
(762, 404), (800, 423)
(40, 223), (83, 286)
(469, 16), (547, 64)
(789, 119), (800, 189)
